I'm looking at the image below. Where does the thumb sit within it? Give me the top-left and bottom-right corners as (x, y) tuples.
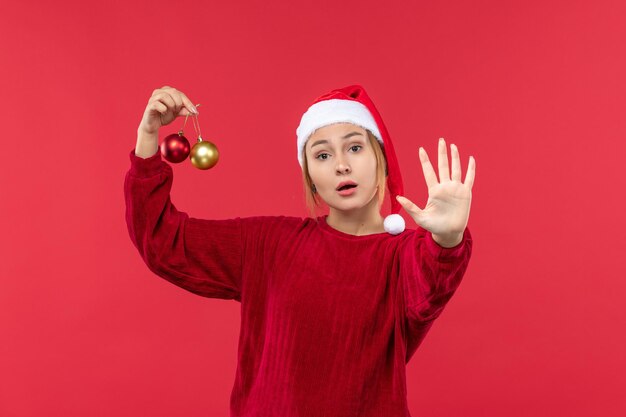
(396, 195), (424, 225)
(177, 107), (197, 117)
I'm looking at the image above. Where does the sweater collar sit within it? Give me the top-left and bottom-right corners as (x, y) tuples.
(316, 215), (391, 240)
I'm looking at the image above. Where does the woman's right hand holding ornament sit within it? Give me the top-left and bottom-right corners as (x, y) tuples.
(135, 86), (198, 158)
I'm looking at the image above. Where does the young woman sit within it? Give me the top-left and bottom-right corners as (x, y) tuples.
(125, 84), (475, 417)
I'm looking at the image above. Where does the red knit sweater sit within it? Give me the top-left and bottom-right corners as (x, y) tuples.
(124, 148), (473, 417)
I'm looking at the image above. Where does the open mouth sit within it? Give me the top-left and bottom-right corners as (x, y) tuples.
(337, 184), (357, 191)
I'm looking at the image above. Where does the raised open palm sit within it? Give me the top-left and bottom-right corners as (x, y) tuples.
(396, 137), (475, 246)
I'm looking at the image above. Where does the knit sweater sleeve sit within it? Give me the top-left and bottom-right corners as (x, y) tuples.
(400, 226), (473, 361)
(124, 148), (243, 301)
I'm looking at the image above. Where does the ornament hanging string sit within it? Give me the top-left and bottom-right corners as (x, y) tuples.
(161, 102), (217, 169)
(188, 102), (219, 170)
(179, 113), (189, 136)
(181, 103), (202, 137)
(190, 103), (203, 141)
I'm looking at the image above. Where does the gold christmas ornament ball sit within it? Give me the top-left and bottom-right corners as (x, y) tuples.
(190, 139), (219, 170)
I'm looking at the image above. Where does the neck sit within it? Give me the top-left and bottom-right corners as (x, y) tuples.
(326, 193), (385, 236)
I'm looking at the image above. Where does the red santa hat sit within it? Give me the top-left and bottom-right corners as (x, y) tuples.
(296, 84), (406, 235)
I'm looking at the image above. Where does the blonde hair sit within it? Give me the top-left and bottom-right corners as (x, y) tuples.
(301, 129), (388, 219)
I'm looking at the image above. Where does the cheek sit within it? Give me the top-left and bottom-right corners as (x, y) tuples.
(358, 158), (378, 181)
(306, 164), (319, 181)
(307, 166), (327, 188)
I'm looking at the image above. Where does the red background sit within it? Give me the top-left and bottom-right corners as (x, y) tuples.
(1, 0), (625, 416)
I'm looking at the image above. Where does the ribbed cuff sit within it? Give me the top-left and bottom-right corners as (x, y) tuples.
(128, 147), (165, 177)
(424, 227), (472, 262)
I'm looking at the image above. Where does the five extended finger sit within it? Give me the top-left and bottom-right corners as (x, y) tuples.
(419, 147), (439, 189)
(397, 195), (421, 216)
(464, 156), (476, 189)
(438, 138), (450, 182)
(450, 143), (461, 182)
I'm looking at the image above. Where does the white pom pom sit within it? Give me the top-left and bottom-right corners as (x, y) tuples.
(383, 214), (405, 235)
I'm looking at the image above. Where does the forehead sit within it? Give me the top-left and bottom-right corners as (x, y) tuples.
(308, 122), (366, 140)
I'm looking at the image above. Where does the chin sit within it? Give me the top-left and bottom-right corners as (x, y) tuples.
(325, 189), (376, 211)
(332, 200), (367, 211)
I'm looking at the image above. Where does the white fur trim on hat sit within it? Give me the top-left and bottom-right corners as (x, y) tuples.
(296, 99), (383, 167)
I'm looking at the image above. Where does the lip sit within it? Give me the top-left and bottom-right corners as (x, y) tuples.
(336, 180), (358, 191)
(337, 186), (357, 196)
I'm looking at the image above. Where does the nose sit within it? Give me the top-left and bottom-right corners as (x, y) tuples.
(335, 155), (351, 174)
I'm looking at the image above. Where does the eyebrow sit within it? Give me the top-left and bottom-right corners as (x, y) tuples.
(310, 131), (364, 149)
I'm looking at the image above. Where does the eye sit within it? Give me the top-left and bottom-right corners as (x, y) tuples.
(315, 145), (361, 161)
